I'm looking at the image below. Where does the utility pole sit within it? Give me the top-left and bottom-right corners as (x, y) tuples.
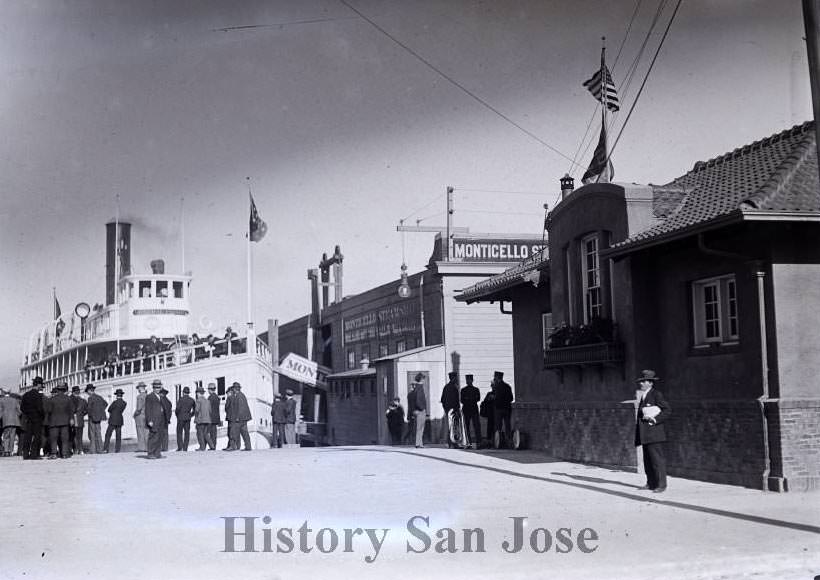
(804, 0), (820, 177)
(395, 186), (469, 259)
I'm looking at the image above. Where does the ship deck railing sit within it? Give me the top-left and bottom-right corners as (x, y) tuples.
(27, 336), (272, 391)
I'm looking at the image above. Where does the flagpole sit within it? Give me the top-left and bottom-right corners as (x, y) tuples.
(598, 38), (608, 184)
(180, 196), (186, 274)
(115, 194), (121, 357)
(246, 178), (253, 352)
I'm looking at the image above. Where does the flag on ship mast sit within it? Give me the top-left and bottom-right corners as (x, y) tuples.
(249, 193), (268, 242)
(582, 41), (619, 184)
(53, 291), (61, 320)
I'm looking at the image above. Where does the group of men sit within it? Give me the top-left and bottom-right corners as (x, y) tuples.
(387, 370), (513, 449)
(0, 375), (263, 460)
(269, 389), (299, 448)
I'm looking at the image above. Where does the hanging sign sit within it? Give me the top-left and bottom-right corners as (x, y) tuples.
(275, 352), (330, 387)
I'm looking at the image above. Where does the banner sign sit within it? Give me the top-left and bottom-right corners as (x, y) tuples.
(275, 353), (330, 387)
(344, 301), (420, 344)
(449, 238), (544, 262)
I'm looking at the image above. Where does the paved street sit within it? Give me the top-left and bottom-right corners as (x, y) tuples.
(1, 446), (818, 580)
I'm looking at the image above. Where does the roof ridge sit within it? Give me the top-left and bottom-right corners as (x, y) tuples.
(741, 135), (817, 210)
(689, 120), (815, 174)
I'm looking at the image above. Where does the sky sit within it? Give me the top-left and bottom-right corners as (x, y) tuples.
(0, 0), (813, 387)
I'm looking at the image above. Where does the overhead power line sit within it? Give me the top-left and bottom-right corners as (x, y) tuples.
(337, 0), (583, 169)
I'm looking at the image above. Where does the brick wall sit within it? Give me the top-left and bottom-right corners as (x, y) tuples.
(773, 398), (820, 491)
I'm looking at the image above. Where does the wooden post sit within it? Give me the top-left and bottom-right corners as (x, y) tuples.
(268, 318), (279, 398)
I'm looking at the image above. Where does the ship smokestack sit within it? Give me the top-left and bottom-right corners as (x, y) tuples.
(105, 221), (131, 305)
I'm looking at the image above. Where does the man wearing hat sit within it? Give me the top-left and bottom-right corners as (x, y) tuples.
(46, 383), (73, 459)
(70, 386), (87, 455)
(284, 389), (298, 448)
(144, 380), (168, 458)
(460, 374), (481, 448)
(20, 377), (46, 459)
(85, 384), (107, 454)
(194, 386), (212, 450)
(103, 389), (127, 453)
(225, 381), (252, 451)
(491, 371), (514, 444)
(159, 388), (173, 451)
(634, 369), (672, 493)
(440, 372), (461, 448)
(174, 386), (195, 452)
(206, 383), (221, 451)
(0, 388), (22, 457)
(132, 382), (148, 453)
(270, 393), (287, 448)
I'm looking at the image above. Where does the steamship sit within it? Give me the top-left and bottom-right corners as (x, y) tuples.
(18, 221), (275, 445)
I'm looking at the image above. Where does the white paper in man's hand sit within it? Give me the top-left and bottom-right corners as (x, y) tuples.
(642, 405), (661, 420)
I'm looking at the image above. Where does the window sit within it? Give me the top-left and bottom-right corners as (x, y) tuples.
(692, 275), (739, 345)
(139, 280), (152, 298)
(173, 281), (184, 298)
(542, 312), (554, 351)
(370, 379), (376, 396)
(347, 349), (356, 369)
(379, 344), (388, 357)
(157, 280), (168, 298)
(396, 340), (406, 353)
(216, 376), (225, 396)
(581, 234), (602, 322)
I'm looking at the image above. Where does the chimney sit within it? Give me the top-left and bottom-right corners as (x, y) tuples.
(560, 174), (575, 200)
(105, 221), (131, 305)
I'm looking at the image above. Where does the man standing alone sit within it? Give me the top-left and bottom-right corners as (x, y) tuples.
(634, 369), (671, 493)
(271, 393), (287, 448)
(174, 386), (195, 452)
(440, 372), (460, 448)
(103, 389), (126, 453)
(408, 377), (427, 449)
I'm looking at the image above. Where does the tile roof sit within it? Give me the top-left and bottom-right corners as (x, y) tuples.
(612, 121), (820, 253)
(456, 249), (549, 303)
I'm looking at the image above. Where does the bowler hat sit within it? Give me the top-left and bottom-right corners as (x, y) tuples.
(71, 386), (81, 393)
(151, 379), (162, 387)
(85, 384), (96, 392)
(195, 386), (205, 393)
(636, 369), (660, 382)
(114, 389), (125, 396)
(136, 382), (147, 390)
(285, 389), (294, 396)
(182, 386), (190, 393)
(33, 376), (44, 385)
(465, 374), (474, 381)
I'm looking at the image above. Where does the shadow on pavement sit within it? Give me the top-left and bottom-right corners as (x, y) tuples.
(322, 447), (820, 536)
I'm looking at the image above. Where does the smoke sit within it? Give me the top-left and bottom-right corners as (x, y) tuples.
(118, 215), (179, 244)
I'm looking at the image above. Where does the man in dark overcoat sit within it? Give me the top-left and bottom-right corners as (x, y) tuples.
(460, 374), (481, 447)
(159, 388), (172, 451)
(491, 371), (514, 443)
(20, 377), (46, 460)
(46, 383), (73, 458)
(634, 369), (672, 493)
(440, 372), (460, 447)
(70, 386), (87, 455)
(270, 393), (287, 448)
(144, 380), (167, 459)
(103, 389), (127, 453)
(226, 382), (252, 451)
(85, 384), (107, 454)
(207, 383), (221, 450)
(174, 386), (195, 451)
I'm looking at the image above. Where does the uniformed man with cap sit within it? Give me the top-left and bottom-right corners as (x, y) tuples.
(103, 388), (127, 453)
(174, 386), (195, 451)
(20, 376), (45, 459)
(144, 380), (168, 459)
(85, 384), (107, 454)
(225, 381), (252, 451)
(70, 385), (87, 455)
(460, 374), (481, 448)
(132, 382), (148, 452)
(206, 383), (221, 450)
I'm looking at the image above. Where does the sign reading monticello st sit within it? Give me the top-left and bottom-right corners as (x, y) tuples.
(343, 301), (421, 344)
(449, 238), (544, 262)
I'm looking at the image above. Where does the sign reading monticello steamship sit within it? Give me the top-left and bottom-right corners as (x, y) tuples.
(343, 301), (421, 344)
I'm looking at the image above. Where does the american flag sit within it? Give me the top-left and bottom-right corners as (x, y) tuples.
(583, 63), (620, 112)
(249, 194), (268, 242)
(582, 124), (614, 184)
